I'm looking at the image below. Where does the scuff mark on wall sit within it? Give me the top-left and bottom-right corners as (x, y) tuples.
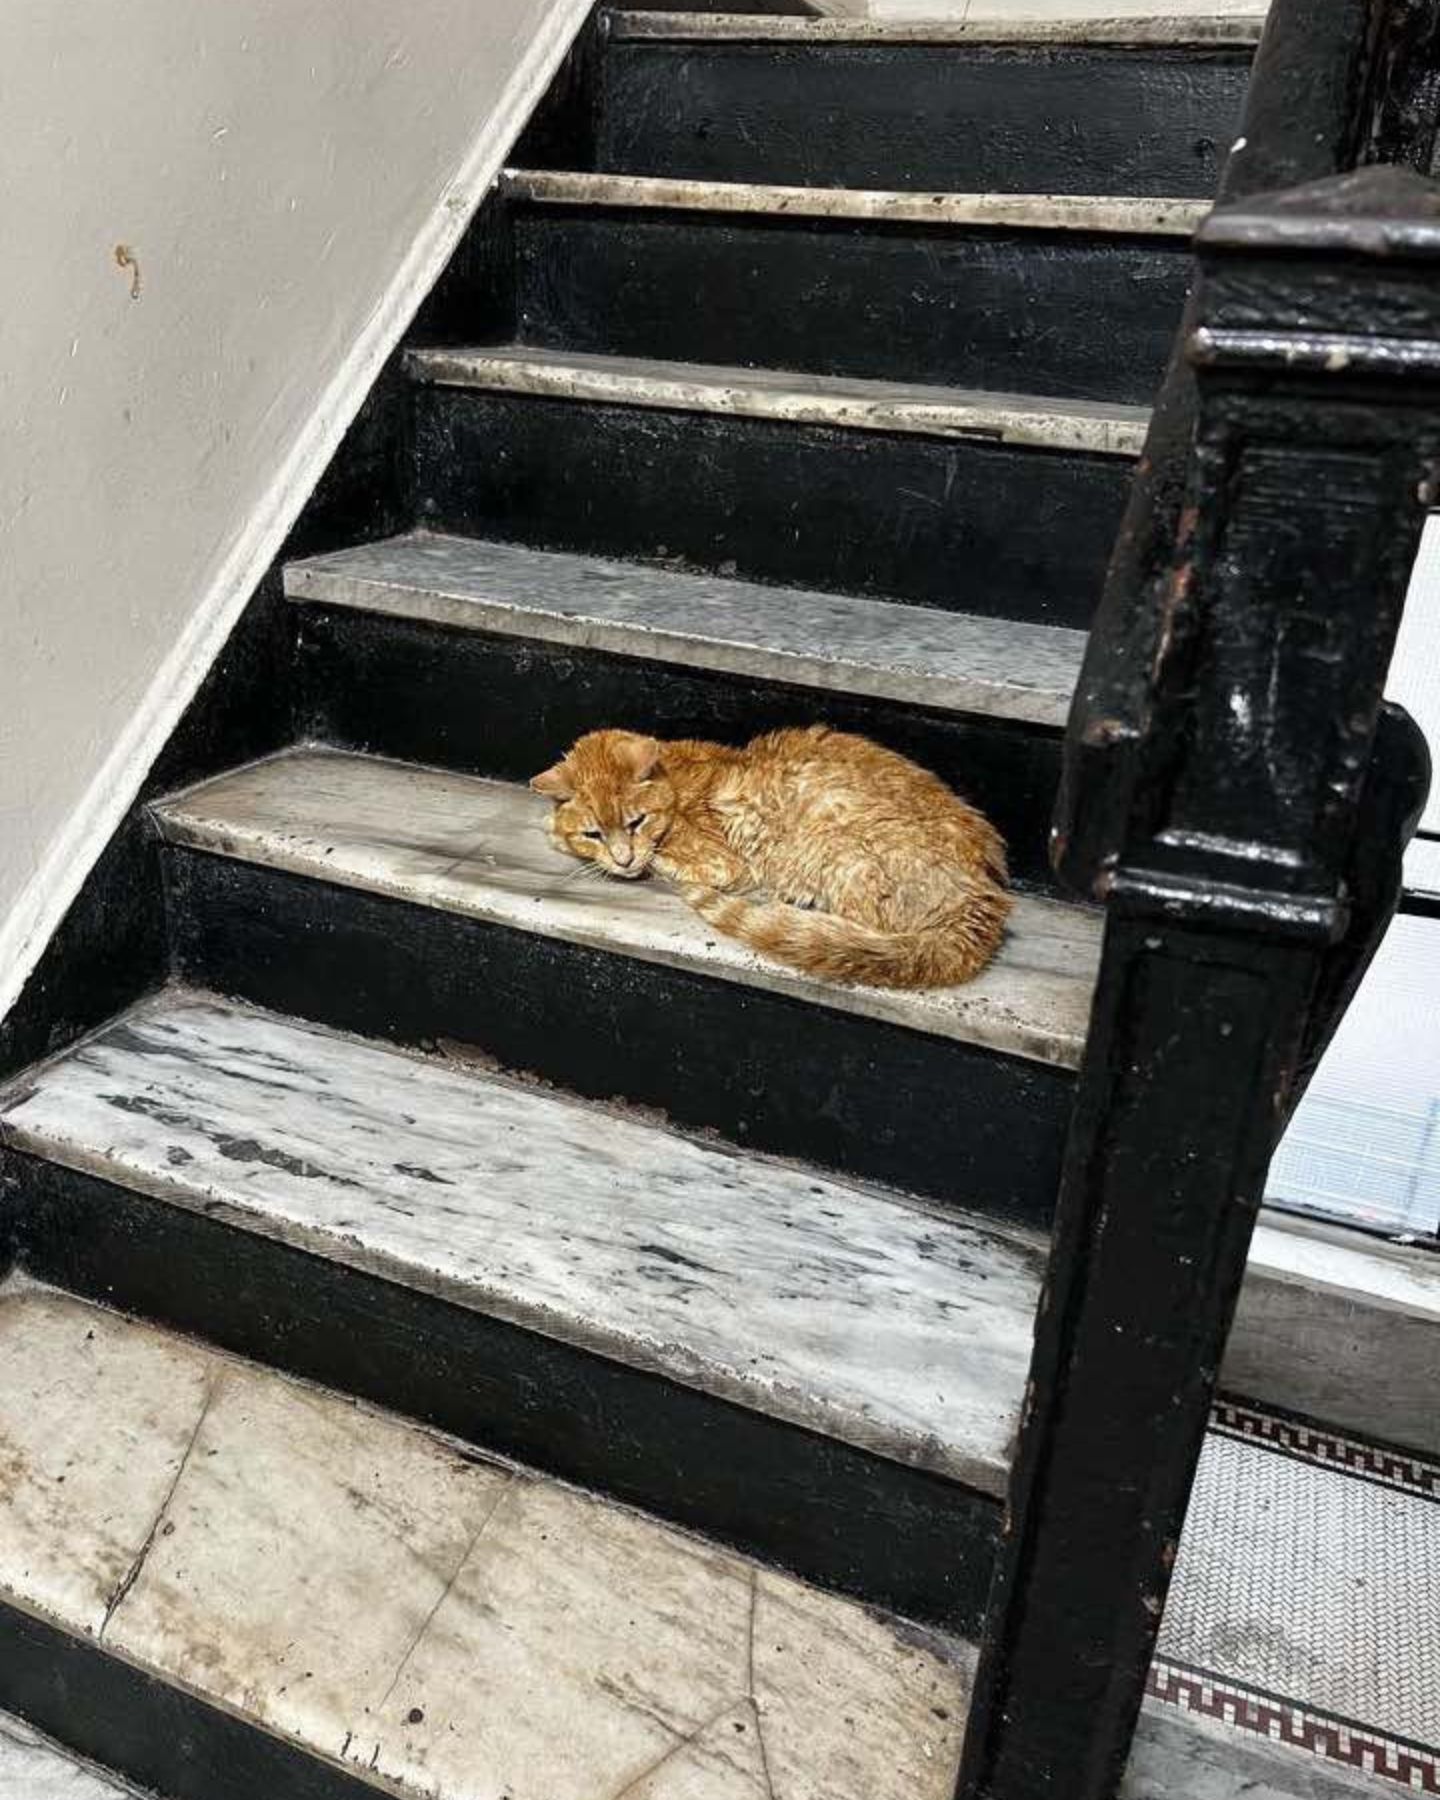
(114, 244), (142, 300)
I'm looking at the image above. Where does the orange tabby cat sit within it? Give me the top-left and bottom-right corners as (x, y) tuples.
(532, 725), (1011, 989)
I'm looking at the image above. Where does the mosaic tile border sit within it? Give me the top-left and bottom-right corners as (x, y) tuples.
(1147, 1659), (1440, 1794)
(1144, 1403), (1440, 1790)
(1211, 1399), (1440, 1504)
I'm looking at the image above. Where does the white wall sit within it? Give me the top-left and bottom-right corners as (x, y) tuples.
(0, 0), (588, 1023)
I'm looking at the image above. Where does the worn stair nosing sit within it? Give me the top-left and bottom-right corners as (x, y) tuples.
(283, 531), (1088, 729)
(148, 747), (1104, 1070)
(605, 9), (1267, 47)
(405, 346), (1151, 458)
(501, 168), (1210, 238)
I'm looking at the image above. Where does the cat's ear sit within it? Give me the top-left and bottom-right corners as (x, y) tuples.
(615, 733), (662, 781)
(530, 762), (573, 800)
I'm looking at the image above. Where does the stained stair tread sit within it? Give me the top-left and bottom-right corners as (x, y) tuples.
(502, 167), (1210, 237)
(0, 987), (1044, 1490)
(0, 1281), (974, 1798)
(285, 531), (1088, 728)
(605, 9), (1267, 46)
(148, 747), (1105, 1068)
(405, 344), (1151, 457)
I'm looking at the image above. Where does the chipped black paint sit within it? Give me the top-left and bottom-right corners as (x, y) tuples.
(595, 36), (1250, 197)
(414, 388), (1132, 625)
(512, 206), (1193, 403)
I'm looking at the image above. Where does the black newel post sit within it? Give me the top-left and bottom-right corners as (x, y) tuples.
(956, 166), (1440, 1800)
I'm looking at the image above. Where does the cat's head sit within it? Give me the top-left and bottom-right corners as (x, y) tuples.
(531, 731), (674, 880)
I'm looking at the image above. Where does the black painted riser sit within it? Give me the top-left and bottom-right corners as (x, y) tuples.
(413, 390), (1131, 625)
(0, 1601), (376, 1800)
(593, 43), (1249, 198)
(512, 209), (1192, 405)
(296, 606), (1067, 889)
(163, 849), (1074, 1230)
(5, 1153), (1000, 1636)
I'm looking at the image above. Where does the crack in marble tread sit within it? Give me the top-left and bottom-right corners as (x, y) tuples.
(0, 1289), (213, 1637)
(608, 9), (1267, 44)
(0, 1715), (152, 1798)
(284, 531), (1088, 727)
(0, 988), (1044, 1492)
(502, 169), (1210, 237)
(0, 1286), (1411, 1800)
(0, 1285), (972, 1800)
(405, 345), (1151, 457)
(148, 748), (1103, 1068)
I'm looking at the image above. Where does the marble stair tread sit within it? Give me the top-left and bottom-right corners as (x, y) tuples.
(0, 987), (1044, 1492)
(150, 748), (1105, 1068)
(501, 168), (1211, 238)
(0, 1282), (975, 1800)
(284, 531), (1088, 727)
(608, 9), (1267, 45)
(0, 1715), (152, 1799)
(0, 1285), (1386, 1800)
(404, 344), (1151, 457)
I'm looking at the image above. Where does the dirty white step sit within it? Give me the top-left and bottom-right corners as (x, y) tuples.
(285, 532), (1088, 728)
(151, 748), (1104, 1068)
(502, 168), (1210, 237)
(0, 1715), (150, 1799)
(0, 988), (1042, 1493)
(820, 0), (1268, 25)
(405, 345), (1150, 458)
(0, 1283), (973, 1799)
(0, 1287), (1401, 1800)
(609, 9), (1266, 45)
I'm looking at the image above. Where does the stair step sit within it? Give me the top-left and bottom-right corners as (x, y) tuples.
(607, 11), (1266, 44)
(151, 748), (1103, 1069)
(285, 532), (1088, 728)
(502, 168), (1209, 237)
(592, 11), (1253, 197)
(1, 988), (1041, 1495)
(0, 1714), (145, 1798)
(407, 345), (1149, 456)
(0, 1282), (973, 1799)
(501, 184), (1195, 397)
(410, 359), (1134, 623)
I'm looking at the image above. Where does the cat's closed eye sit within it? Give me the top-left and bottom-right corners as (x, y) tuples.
(581, 827), (604, 842)
(627, 814), (647, 830)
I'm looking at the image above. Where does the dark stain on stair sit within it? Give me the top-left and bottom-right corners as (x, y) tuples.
(98, 1092), (362, 1186)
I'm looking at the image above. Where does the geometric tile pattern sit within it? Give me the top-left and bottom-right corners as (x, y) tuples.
(1151, 1401), (1440, 1791)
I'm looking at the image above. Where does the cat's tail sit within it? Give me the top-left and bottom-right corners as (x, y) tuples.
(683, 881), (1012, 990)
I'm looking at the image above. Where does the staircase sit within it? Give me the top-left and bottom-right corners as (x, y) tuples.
(2, 8), (1417, 1799)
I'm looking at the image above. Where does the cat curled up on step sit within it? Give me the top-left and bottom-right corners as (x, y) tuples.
(532, 725), (1011, 990)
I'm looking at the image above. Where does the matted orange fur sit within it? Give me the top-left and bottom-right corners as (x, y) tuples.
(532, 725), (1012, 990)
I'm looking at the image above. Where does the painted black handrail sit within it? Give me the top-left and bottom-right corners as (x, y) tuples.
(954, 14), (1440, 1791)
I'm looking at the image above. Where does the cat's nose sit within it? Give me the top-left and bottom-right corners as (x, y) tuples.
(609, 837), (634, 868)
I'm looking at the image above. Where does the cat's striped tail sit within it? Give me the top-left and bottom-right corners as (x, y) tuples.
(682, 880), (1012, 991)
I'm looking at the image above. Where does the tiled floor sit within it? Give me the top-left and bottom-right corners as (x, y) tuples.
(1154, 1403), (1440, 1792)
